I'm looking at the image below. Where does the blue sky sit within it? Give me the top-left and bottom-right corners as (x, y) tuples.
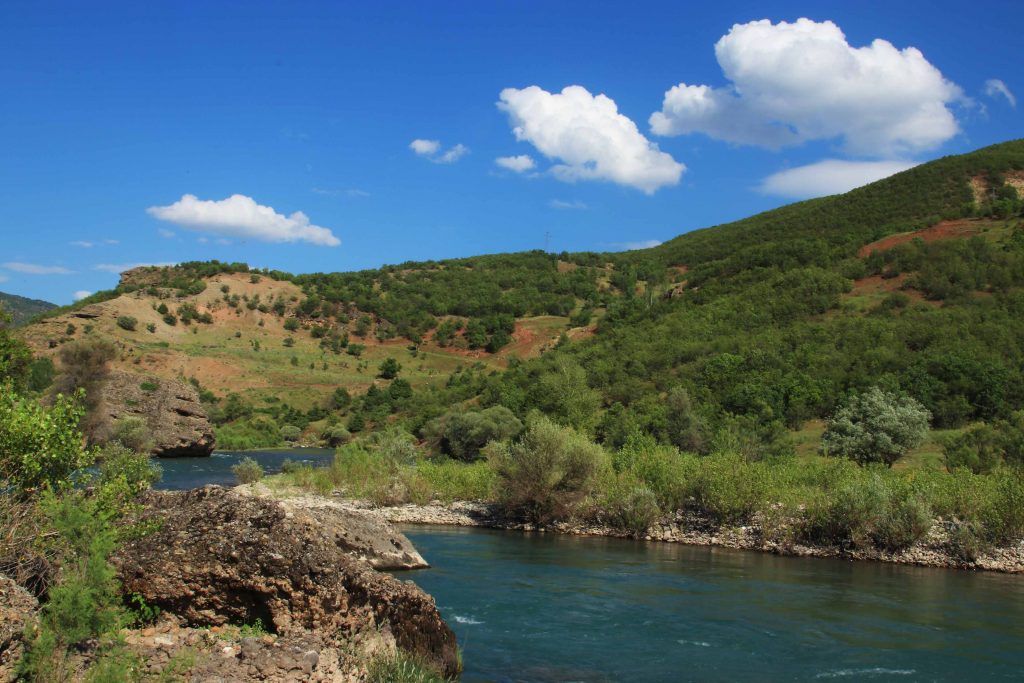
(1, 0), (1021, 304)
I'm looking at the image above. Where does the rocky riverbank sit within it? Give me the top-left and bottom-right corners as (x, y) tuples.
(1, 486), (459, 682)
(242, 486), (1024, 574)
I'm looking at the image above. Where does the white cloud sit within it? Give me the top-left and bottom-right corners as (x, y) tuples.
(2, 262), (73, 275)
(409, 139), (441, 156)
(985, 79), (1016, 108)
(498, 85), (684, 194)
(549, 199), (587, 210)
(72, 290), (92, 301)
(197, 237), (209, 244)
(614, 239), (663, 251)
(437, 144), (469, 164)
(495, 155), (536, 173)
(0, 274), (8, 283)
(158, 228), (176, 238)
(147, 194), (340, 247)
(105, 239), (120, 245)
(94, 262), (176, 274)
(70, 240), (94, 248)
(759, 159), (918, 199)
(410, 139), (469, 164)
(650, 18), (963, 155)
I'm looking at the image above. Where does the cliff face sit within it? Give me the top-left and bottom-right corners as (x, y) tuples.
(96, 370), (215, 457)
(113, 487), (459, 677)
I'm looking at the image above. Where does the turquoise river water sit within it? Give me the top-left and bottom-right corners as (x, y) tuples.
(159, 452), (1024, 682)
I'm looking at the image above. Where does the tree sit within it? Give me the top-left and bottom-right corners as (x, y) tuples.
(427, 406), (524, 461)
(378, 357), (401, 379)
(0, 306), (33, 390)
(116, 316), (137, 331)
(821, 387), (931, 466)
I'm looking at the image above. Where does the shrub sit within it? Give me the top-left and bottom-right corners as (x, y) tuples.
(279, 424), (302, 442)
(109, 416), (153, 453)
(322, 424), (351, 447)
(493, 416), (610, 525)
(0, 387), (91, 493)
(367, 649), (449, 683)
(378, 357), (402, 379)
(116, 316), (137, 331)
(284, 318), (299, 331)
(162, 313), (177, 326)
(424, 406), (524, 462)
(145, 323), (156, 333)
(821, 387), (931, 466)
(231, 457), (264, 484)
(604, 482), (661, 537)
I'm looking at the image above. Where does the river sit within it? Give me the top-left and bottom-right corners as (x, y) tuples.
(157, 453), (1024, 681)
(399, 525), (1024, 682)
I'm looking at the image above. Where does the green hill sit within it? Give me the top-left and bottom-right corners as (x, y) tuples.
(20, 140), (1024, 458)
(0, 291), (56, 326)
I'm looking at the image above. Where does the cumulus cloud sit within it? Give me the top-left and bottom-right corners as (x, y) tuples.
(759, 159), (918, 199)
(985, 79), (1016, 108)
(650, 18), (963, 155)
(496, 155), (536, 173)
(94, 262), (176, 274)
(498, 85), (684, 194)
(549, 199), (587, 210)
(147, 194), (340, 247)
(409, 139), (441, 156)
(72, 290), (92, 301)
(2, 262), (73, 275)
(437, 143), (469, 164)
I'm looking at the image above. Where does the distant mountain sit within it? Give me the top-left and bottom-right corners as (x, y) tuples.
(0, 291), (57, 326)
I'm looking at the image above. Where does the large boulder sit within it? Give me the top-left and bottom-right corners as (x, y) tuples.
(113, 487), (458, 677)
(96, 370), (215, 457)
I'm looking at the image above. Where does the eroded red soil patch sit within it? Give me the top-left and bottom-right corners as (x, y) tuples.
(858, 220), (984, 258)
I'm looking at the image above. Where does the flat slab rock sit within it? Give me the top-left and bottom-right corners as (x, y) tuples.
(235, 484), (428, 570)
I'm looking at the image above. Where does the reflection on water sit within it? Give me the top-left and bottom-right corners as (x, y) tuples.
(400, 525), (1024, 682)
(153, 448), (334, 490)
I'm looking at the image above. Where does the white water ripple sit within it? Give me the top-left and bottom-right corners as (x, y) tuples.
(454, 615), (483, 625)
(816, 669), (916, 679)
(677, 639), (711, 647)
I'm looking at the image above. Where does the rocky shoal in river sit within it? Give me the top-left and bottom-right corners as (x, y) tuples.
(280, 494), (1024, 574)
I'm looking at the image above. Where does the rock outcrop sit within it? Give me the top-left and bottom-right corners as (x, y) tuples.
(96, 370), (215, 457)
(113, 487), (458, 677)
(0, 575), (37, 683)
(235, 484), (429, 570)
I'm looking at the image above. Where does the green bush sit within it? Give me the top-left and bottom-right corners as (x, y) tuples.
(109, 417), (152, 453)
(423, 406), (523, 462)
(231, 457), (264, 484)
(0, 387), (91, 493)
(216, 416), (283, 450)
(367, 649), (450, 683)
(322, 424), (352, 447)
(116, 316), (137, 331)
(604, 481), (661, 537)
(279, 424), (302, 442)
(822, 387), (931, 466)
(493, 416), (610, 525)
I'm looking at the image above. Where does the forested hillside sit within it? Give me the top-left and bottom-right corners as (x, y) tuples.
(0, 292), (55, 326)
(20, 140), (1024, 458)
